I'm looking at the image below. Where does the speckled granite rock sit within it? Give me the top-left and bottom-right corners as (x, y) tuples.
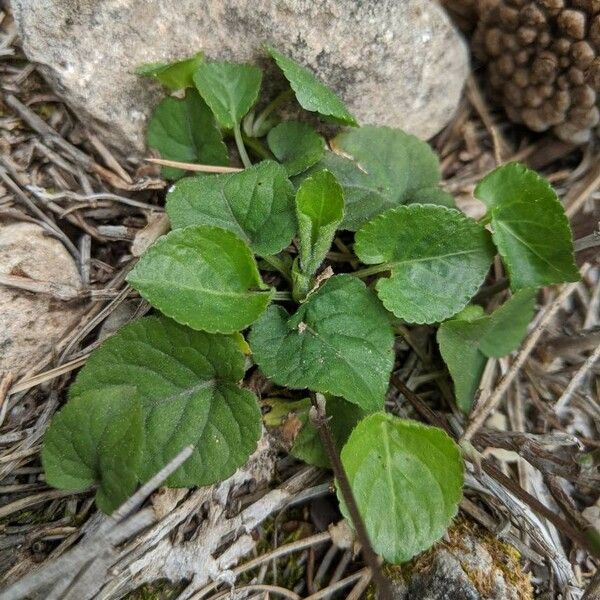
(0, 222), (83, 378)
(380, 521), (533, 600)
(10, 0), (469, 153)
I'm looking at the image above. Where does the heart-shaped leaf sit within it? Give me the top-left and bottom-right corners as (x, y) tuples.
(268, 47), (357, 126)
(167, 161), (296, 256)
(266, 121), (325, 176)
(300, 127), (447, 230)
(43, 386), (143, 513)
(147, 89), (228, 180)
(193, 61), (262, 129)
(136, 52), (204, 90)
(339, 413), (463, 564)
(128, 225), (273, 333)
(437, 288), (536, 412)
(475, 163), (579, 290)
(69, 316), (262, 489)
(296, 169), (344, 277)
(354, 205), (495, 323)
(292, 396), (368, 469)
(249, 275), (394, 411)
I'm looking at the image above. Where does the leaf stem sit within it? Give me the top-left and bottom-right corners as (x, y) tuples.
(478, 213), (492, 226)
(253, 89), (294, 133)
(352, 263), (392, 279)
(308, 393), (393, 600)
(272, 290), (292, 301)
(261, 255), (292, 284)
(242, 134), (274, 161)
(233, 122), (252, 169)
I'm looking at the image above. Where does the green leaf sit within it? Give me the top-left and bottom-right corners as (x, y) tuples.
(267, 47), (357, 126)
(266, 121), (325, 176)
(354, 205), (495, 323)
(70, 316), (262, 488)
(249, 275), (394, 411)
(42, 386), (143, 513)
(147, 89), (228, 180)
(128, 225), (273, 333)
(339, 413), (463, 564)
(333, 125), (440, 195)
(136, 52), (204, 90)
(475, 163), (579, 290)
(437, 289), (536, 412)
(292, 396), (368, 469)
(296, 170), (344, 277)
(193, 61), (262, 129)
(167, 161), (296, 256)
(297, 152), (389, 231)
(299, 127), (446, 230)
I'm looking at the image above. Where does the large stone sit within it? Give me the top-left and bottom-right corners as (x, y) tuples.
(0, 222), (84, 378)
(11, 0), (469, 154)
(395, 522), (533, 600)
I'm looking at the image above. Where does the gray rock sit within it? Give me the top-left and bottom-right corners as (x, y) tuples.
(407, 551), (481, 600)
(0, 222), (84, 378)
(11, 0), (469, 154)
(389, 526), (528, 600)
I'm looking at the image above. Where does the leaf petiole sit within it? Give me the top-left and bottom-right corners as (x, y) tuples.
(233, 122), (252, 168)
(252, 88), (294, 134)
(261, 254), (292, 284)
(351, 263), (392, 278)
(241, 133), (274, 160)
(272, 290), (292, 301)
(309, 393), (393, 600)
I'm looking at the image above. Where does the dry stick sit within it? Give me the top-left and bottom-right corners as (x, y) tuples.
(0, 372), (14, 429)
(0, 447), (193, 600)
(211, 584), (301, 600)
(480, 460), (599, 557)
(462, 272), (587, 442)
(2, 93), (152, 191)
(554, 342), (600, 415)
(466, 75), (510, 165)
(565, 158), (600, 218)
(145, 157), (243, 173)
(304, 568), (370, 600)
(346, 570), (374, 600)
(308, 393), (393, 600)
(193, 532), (332, 600)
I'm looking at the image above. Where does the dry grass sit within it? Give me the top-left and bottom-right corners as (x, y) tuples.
(0, 5), (598, 599)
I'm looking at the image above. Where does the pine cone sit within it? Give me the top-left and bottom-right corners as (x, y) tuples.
(470, 0), (600, 142)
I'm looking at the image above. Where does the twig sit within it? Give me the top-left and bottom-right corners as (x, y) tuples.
(345, 570), (373, 600)
(575, 230), (600, 253)
(193, 532), (331, 600)
(0, 273), (82, 301)
(145, 157), (243, 173)
(0, 447), (193, 600)
(308, 393), (393, 600)
(110, 445), (193, 523)
(0, 372), (14, 428)
(211, 584), (300, 600)
(565, 158), (600, 218)
(304, 568), (370, 600)
(479, 458), (598, 557)
(554, 343), (600, 415)
(9, 356), (88, 396)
